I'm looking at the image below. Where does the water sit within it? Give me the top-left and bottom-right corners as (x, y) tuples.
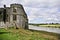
(29, 25), (60, 34)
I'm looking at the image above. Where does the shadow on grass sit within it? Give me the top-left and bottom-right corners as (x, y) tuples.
(29, 29), (60, 40)
(0, 32), (10, 34)
(58, 35), (60, 40)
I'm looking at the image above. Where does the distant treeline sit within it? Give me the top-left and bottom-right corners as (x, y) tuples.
(29, 23), (60, 26)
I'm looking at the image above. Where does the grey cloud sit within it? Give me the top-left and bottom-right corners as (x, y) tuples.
(0, 0), (4, 7)
(0, 0), (22, 7)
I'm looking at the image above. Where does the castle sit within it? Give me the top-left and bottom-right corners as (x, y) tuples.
(0, 4), (28, 29)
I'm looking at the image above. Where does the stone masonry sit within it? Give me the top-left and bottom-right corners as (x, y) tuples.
(0, 4), (28, 29)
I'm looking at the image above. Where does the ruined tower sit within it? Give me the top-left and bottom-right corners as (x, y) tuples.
(0, 4), (28, 29)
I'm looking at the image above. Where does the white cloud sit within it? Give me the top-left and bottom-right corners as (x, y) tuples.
(24, 5), (60, 23)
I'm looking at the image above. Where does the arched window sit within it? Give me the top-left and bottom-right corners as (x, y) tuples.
(13, 7), (17, 13)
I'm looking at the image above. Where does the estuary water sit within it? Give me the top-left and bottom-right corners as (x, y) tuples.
(29, 25), (60, 34)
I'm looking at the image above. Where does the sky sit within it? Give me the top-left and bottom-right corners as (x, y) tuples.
(0, 0), (60, 23)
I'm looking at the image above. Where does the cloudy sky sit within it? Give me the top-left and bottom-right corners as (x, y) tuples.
(0, 0), (60, 23)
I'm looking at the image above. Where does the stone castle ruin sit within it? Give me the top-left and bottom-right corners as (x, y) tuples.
(0, 4), (28, 29)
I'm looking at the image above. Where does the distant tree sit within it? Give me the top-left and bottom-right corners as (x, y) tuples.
(56, 23), (59, 24)
(52, 23), (54, 24)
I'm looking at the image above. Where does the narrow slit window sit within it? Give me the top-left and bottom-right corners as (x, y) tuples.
(13, 15), (17, 21)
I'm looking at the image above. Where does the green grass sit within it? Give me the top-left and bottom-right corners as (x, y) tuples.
(0, 28), (60, 40)
(39, 24), (60, 28)
(30, 24), (60, 28)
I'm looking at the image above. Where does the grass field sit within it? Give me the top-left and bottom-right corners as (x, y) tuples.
(39, 24), (60, 28)
(0, 28), (60, 40)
